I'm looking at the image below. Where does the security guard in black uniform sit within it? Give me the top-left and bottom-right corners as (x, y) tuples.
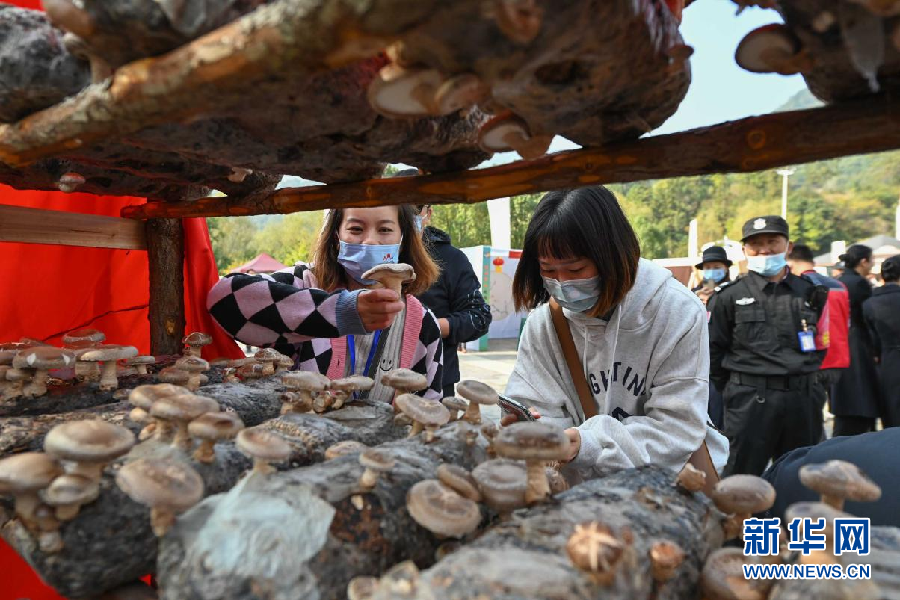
(708, 216), (828, 476)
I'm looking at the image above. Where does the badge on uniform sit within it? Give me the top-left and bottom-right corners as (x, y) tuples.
(798, 319), (816, 353)
(736, 297), (756, 306)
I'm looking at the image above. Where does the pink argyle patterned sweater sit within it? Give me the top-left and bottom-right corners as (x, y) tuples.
(207, 263), (443, 399)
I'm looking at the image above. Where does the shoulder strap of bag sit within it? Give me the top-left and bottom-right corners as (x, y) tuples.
(548, 298), (598, 420)
(548, 299), (720, 493)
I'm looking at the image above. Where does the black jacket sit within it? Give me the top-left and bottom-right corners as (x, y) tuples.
(708, 270), (826, 392)
(416, 226), (492, 391)
(863, 284), (900, 427)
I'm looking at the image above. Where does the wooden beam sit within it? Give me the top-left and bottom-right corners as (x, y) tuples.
(145, 218), (184, 356)
(0, 205), (146, 249)
(121, 96), (900, 219)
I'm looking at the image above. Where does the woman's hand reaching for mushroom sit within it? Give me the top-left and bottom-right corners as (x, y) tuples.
(562, 427), (581, 463)
(499, 407), (541, 427)
(357, 289), (405, 331)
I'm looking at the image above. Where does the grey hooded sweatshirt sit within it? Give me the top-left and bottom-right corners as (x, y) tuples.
(506, 258), (729, 475)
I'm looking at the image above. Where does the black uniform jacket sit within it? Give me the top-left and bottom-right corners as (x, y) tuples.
(416, 226), (492, 389)
(863, 284), (900, 426)
(708, 270), (826, 392)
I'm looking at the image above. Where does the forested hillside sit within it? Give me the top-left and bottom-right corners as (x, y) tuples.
(208, 90), (899, 272)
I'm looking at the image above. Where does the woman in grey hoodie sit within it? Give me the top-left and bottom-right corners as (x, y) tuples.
(504, 187), (728, 476)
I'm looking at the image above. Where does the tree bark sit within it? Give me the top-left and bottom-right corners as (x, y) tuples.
(146, 217), (185, 357)
(368, 467), (724, 600)
(0, 377), (285, 455)
(0, 401), (403, 599)
(123, 95), (900, 219)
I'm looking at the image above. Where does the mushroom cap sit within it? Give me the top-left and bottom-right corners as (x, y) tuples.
(182, 332), (212, 346)
(0, 342), (33, 364)
(282, 371), (329, 391)
(701, 547), (768, 600)
(650, 539), (685, 570)
(784, 501), (847, 540)
(324, 440), (368, 461)
(493, 422), (570, 461)
(566, 521), (629, 576)
(115, 458), (204, 511)
(367, 65), (444, 118)
(158, 366), (191, 384)
(471, 458), (528, 512)
(331, 376), (376, 392)
(12, 347), (76, 370)
(79, 344), (139, 362)
(253, 348), (280, 362)
(434, 73), (487, 115)
(174, 356), (209, 374)
(382, 368), (428, 392)
(437, 464), (482, 502)
(407, 479), (482, 538)
(478, 113), (530, 152)
(126, 356), (157, 366)
(711, 475), (776, 515)
(442, 396), (468, 413)
(129, 383), (182, 409)
(5, 367), (32, 382)
(62, 328), (105, 346)
(395, 394), (451, 427)
(456, 380), (499, 406)
(44, 421), (135, 464)
(361, 262), (416, 286)
(0, 452), (62, 494)
(735, 23), (801, 74)
(151, 394), (220, 422)
(188, 412), (244, 440)
(235, 428), (290, 463)
(798, 460), (882, 504)
(359, 448), (396, 472)
(42, 473), (99, 507)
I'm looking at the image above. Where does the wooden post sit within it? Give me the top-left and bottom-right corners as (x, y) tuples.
(145, 218), (184, 356)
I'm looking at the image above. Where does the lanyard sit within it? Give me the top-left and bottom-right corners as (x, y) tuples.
(347, 330), (381, 377)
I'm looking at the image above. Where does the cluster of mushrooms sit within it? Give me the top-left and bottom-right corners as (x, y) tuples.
(0, 420), (135, 552)
(692, 460), (882, 600)
(0, 328), (228, 401)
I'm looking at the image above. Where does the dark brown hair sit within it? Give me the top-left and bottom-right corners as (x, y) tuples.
(512, 187), (640, 317)
(311, 205), (439, 296)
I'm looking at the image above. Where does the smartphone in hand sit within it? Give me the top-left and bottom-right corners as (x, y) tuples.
(498, 394), (536, 422)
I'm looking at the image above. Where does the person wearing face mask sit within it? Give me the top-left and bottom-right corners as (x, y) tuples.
(692, 246), (733, 307)
(412, 201), (493, 398)
(502, 187), (729, 481)
(830, 244), (881, 436)
(707, 216), (829, 476)
(206, 205), (445, 401)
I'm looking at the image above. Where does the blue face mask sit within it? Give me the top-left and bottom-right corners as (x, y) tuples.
(414, 216), (424, 233)
(703, 268), (727, 283)
(338, 240), (402, 285)
(747, 252), (787, 277)
(542, 276), (601, 313)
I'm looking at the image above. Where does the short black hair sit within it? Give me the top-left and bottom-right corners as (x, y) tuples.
(882, 255), (900, 282)
(513, 186), (640, 317)
(788, 244), (815, 263)
(839, 244), (873, 269)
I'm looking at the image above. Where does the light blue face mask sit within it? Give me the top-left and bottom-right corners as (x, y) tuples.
(338, 240), (402, 285)
(414, 216), (424, 233)
(542, 276), (601, 313)
(703, 268), (727, 283)
(746, 252), (787, 277)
